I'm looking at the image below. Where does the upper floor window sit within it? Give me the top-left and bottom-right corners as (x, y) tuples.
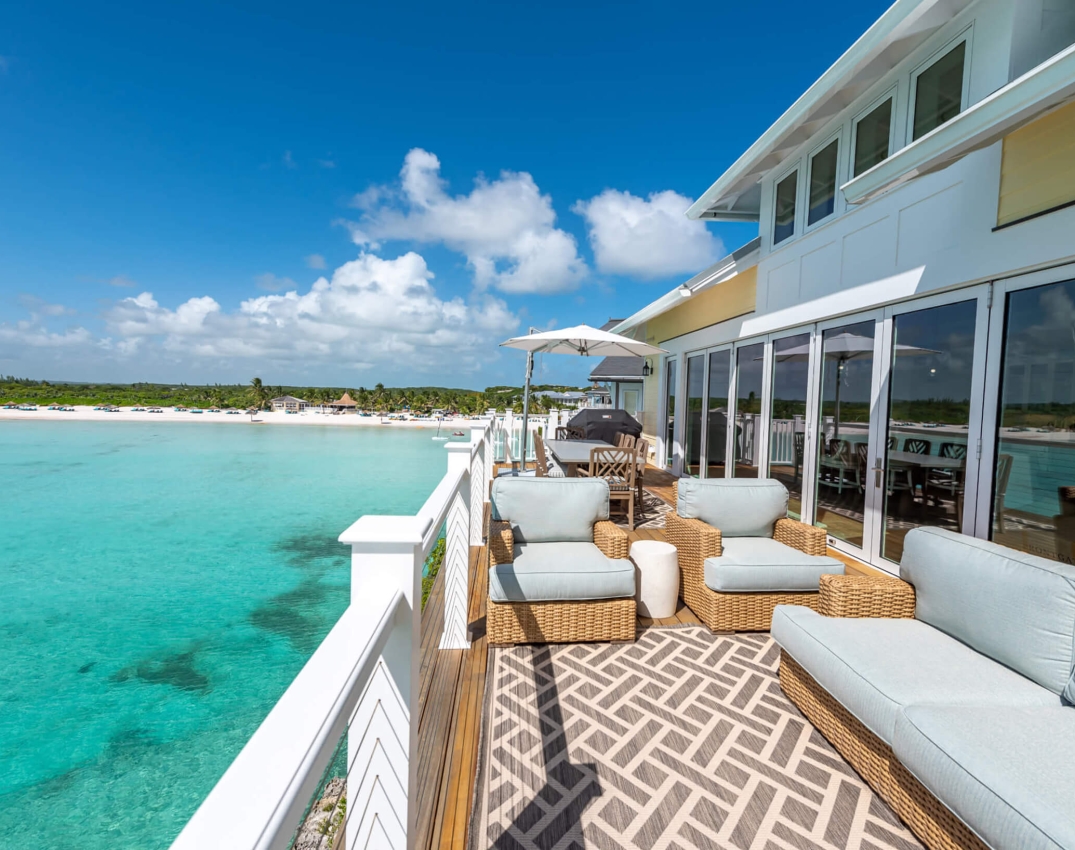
(912, 40), (966, 140)
(853, 97), (892, 176)
(808, 139), (839, 225)
(774, 170), (798, 244)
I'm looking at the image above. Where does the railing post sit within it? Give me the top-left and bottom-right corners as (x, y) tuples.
(441, 443), (472, 650)
(469, 429), (485, 546)
(483, 421), (494, 500)
(339, 517), (425, 850)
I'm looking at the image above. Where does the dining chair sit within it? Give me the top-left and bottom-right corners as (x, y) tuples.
(615, 432), (637, 450)
(634, 438), (650, 503)
(556, 426), (585, 441)
(588, 446), (637, 530)
(534, 433), (565, 478)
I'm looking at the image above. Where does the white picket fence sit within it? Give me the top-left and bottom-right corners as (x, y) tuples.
(169, 419), (494, 850)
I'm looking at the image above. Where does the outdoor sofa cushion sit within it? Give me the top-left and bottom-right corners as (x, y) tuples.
(900, 527), (1075, 700)
(771, 606), (1058, 744)
(703, 537), (844, 592)
(894, 705), (1075, 850)
(676, 478), (789, 538)
(488, 541), (635, 603)
(491, 477), (609, 543)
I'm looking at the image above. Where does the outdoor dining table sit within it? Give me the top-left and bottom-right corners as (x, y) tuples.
(887, 450), (965, 516)
(543, 438), (613, 477)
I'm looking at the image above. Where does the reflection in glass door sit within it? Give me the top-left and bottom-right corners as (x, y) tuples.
(814, 321), (875, 548)
(684, 355), (705, 476)
(770, 333), (810, 518)
(706, 350), (731, 477)
(992, 278), (1075, 563)
(664, 358), (677, 467)
(733, 343), (765, 477)
(881, 301), (977, 562)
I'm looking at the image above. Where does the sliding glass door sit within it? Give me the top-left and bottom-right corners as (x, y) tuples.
(770, 333), (811, 518)
(663, 358), (677, 468)
(705, 349), (732, 477)
(733, 342), (766, 477)
(684, 354), (705, 476)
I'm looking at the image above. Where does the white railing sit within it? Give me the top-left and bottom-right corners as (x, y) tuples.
(170, 419), (493, 850)
(769, 418), (804, 466)
(490, 410), (568, 463)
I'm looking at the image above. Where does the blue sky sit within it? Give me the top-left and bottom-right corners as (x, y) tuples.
(0, 0), (888, 390)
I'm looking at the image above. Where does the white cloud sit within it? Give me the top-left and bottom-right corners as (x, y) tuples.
(318, 158), (336, 169)
(573, 189), (724, 279)
(0, 320), (93, 349)
(305, 253), (327, 270)
(283, 150), (296, 169)
(346, 149), (587, 295)
(255, 273), (298, 292)
(18, 294), (76, 317)
(100, 252), (518, 373)
(109, 275), (137, 288)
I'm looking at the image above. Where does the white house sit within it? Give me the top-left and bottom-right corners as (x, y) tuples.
(616, 0), (1075, 572)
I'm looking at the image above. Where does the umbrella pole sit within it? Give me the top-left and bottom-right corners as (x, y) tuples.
(519, 328), (536, 471)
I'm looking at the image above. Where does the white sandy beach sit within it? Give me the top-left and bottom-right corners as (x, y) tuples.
(0, 405), (486, 428)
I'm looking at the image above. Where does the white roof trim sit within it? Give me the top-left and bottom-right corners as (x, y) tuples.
(843, 42), (1075, 205)
(687, 0), (963, 220)
(610, 239), (760, 336)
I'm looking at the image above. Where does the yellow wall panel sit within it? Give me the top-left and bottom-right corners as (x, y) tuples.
(646, 267), (757, 345)
(998, 100), (1075, 226)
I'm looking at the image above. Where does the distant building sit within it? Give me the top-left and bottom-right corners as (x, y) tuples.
(270, 395), (309, 412)
(533, 390), (587, 408)
(328, 392), (357, 412)
(588, 319), (644, 416)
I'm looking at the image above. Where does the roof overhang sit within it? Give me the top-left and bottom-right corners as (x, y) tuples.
(687, 0), (974, 221)
(843, 42), (1075, 204)
(611, 237), (761, 337)
(588, 373), (643, 382)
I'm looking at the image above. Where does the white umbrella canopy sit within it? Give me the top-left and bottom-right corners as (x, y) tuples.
(500, 324), (665, 357)
(498, 325), (666, 468)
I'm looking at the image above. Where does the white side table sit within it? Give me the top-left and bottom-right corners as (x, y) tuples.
(630, 540), (679, 619)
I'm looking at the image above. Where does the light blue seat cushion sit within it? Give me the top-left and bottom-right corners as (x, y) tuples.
(491, 477), (609, 543)
(894, 706), (1075, 850)
(703, 537), (844, 592)
(676, 478), (788, 537)
(771, 606), (1058, 744)
(900, 527), (1075, 700)
(488, 542), (635, 603)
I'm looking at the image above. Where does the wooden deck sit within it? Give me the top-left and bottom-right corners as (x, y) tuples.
(414, 474), (880, 849)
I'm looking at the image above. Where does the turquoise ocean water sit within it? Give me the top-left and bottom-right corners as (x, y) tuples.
(0, 420), (454, 849)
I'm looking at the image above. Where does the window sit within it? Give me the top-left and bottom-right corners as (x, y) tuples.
(808, 139), (839, 226)
(913, 41), (966, 141)
(773, 170), (798, 244)
(853, 97), (893, 176)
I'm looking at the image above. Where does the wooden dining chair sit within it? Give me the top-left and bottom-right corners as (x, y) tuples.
(589, 446), (637, 530)
(633, 438), (650, 504)
(556, 426), (585, 441)
(534, 433), (565, 478)
(615, 432), (637, 449)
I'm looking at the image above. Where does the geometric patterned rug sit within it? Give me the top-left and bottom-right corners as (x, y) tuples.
(469, 627), (922, 850)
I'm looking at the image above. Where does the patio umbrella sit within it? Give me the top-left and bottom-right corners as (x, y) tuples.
(500, 325), (665, 463)
(771, 332), (937, 440)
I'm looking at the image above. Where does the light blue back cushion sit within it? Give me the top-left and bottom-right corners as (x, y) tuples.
(901, 527), (1075, 699)
(491, 477), (609, 543)
(676, 478), (789, 537)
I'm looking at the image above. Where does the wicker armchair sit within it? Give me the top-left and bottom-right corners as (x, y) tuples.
(666, 478), (843, 631)
(488, 519), (633, 645)
(487, 477), (635, 645)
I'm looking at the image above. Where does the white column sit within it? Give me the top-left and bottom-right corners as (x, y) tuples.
(441, 443), (472, 650)
(339, 517), (424, 850)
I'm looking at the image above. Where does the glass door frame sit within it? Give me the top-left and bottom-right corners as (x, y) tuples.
(809, 307), (887, 563)
(768, 324), (822, 521)
(728, 335), (772, 479)
(865, 286), (992, 568)
(974, 264), (1075, 539)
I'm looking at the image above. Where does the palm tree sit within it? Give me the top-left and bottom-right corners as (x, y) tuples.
(248, 377), (269, 410)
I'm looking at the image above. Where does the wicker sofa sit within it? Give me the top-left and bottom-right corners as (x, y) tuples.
(487, 476), (635, 645)
(665, 478), (845, 631)
(774, 527), (1075, 850)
